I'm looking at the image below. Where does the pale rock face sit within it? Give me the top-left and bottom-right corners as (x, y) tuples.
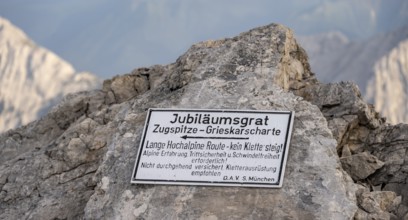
(0, 17), (101, 133)
(366, 39), (408, 124)
(0, 23), (359, 219)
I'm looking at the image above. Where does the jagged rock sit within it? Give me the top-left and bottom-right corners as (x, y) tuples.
(0, 90), (109, 219)
(292, 63), (408, 218)
(0, 24), (358, 219)
(355, 190), (400, 220)
(340, 152), (384, 181)
(366, 124), (408, 185)
(363, 124), (408, 218)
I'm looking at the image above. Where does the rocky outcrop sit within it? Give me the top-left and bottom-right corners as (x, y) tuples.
(0, 22), (407, 219)
(0, 17), (101, 133)
(293, 76), (408, 219)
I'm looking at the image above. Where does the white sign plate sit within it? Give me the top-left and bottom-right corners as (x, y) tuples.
(131, 109), (294, 188)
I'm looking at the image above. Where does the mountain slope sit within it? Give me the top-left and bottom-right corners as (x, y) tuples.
(0, 17), (101, 133)
(298, 27), (408, 124)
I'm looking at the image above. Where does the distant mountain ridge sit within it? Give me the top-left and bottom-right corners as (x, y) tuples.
(0, 17), (101, 133)
(298, 27), (408, 124)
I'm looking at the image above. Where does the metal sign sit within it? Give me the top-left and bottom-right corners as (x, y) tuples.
(131, 109), (294, 188)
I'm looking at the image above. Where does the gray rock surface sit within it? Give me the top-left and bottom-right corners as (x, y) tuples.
(0, 20), (408, 219)
(293, 76), (408, 218)
(340, 152), (384, 181)
(355, 187), (400, 220)
(3, 19), (408, 219)
(0, 24), (360, 219)
(3, 21), (408, 219)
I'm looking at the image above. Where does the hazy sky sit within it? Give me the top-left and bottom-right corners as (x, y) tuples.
(1, 0), (407, 78)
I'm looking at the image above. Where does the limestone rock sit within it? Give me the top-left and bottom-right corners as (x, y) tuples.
(292, 58), (408, 219)
(84, 24), (356, 220)
(0, 90), (108, 219)
(0, 23), (358, 219)
(340, 152), (384, 181)
(366, 124), (408, 185)
(355, 190), (400, 220)
(364, 124), (408, 218)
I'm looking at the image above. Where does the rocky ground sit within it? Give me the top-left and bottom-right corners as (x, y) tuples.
(0, 23), (407, 219)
